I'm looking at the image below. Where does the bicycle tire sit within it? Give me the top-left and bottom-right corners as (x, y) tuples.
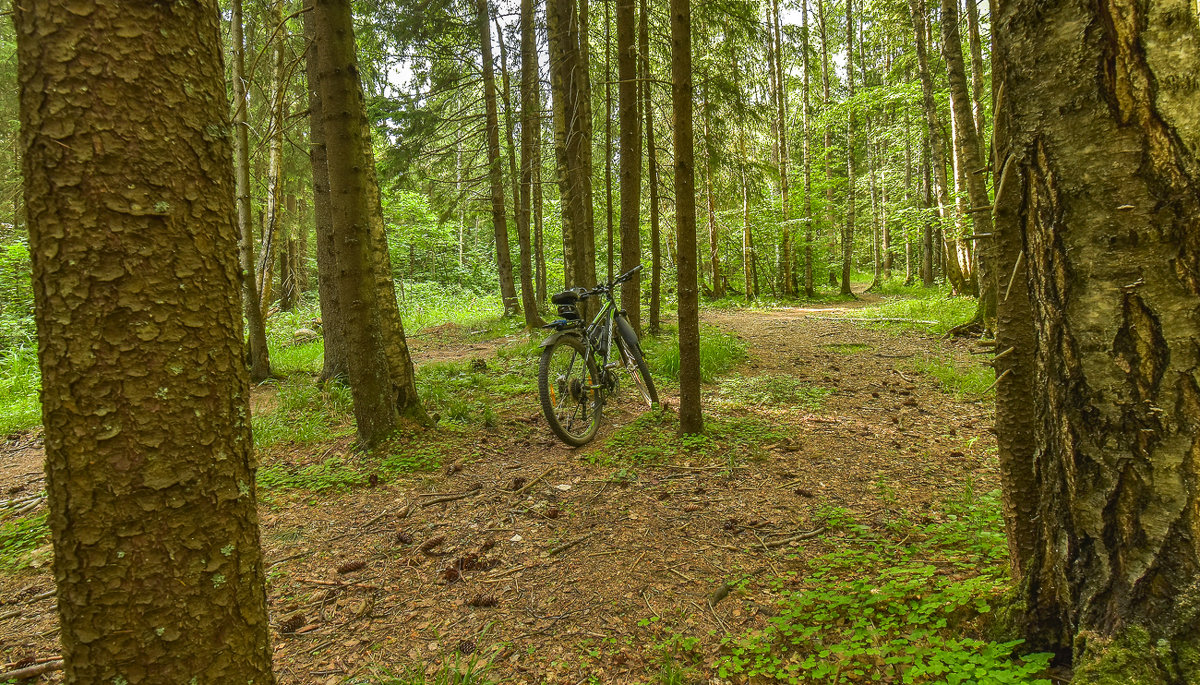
(538, 335), (602, 446)
(615, 327), (659, 407)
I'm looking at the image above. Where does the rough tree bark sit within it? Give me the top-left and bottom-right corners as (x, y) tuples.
(16, 0), (276, 680)
(671, 0), (702, 434)
(231, 0), (271, 382)
(995, 0), (1200, 678)
(302, 7), (349, 382)
(259, 0), (287, 313)
(772, 0), (793, 296)
(477, 0), (520, 316)
(801, 0), (814, 297)
(817, 0), (838, 287)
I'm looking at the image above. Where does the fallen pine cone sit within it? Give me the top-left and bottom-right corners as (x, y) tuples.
(467, 595), (498, 608)
(420, 536), (446, 553)
(395, 530), (414, 545)
(683, 504), (702, 512)
(278, 614), (306, 634)
(337, 560), (366, 574)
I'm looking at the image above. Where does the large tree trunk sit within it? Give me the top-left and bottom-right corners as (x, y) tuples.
(671, 0), (702, 434)
(16, 1), (276, 680)
(839, 0), (856, 296)
(315, 0), (407, 445)
(231, 0), (271, 383)
(995, 0), (1200, 677)
(478, 0), (520, 316)
(547, 0), (596, 292)
(640, 0), (662, 335)
(302, 7), (349, 383)
(617, 0), (642, 333)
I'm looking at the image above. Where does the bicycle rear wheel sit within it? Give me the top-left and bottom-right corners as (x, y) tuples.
(538, 335), (602, 446)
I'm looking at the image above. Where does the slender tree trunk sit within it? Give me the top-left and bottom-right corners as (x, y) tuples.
(817, 0), (837, 288)
(260, 0), (287, 313)
(302, 7), (348, 382)
(671, 0), (701, 434)
(908, 0), (965, 293)
(640, 0), (662, 335)
(942, 0), (990, 311)
(964, 0), (988, 171)
(996, 0), (1200, 677)
(478, 0), (519, 315)
(16, 1), (276, 679)
(772, 0), (793, 296)
(840, 0), (855, 296)
(703, 69), (723, 299)
(231, 0), (271, 382)
(733, 53), (756, 302)
(279, 193), (296, 312)
(617, 0), (642, 333)
(510, 12), (544, 329)
(800, 0), (814, 298)
(604, 0), (615, 282)
(295, 197), (309, 295)
(921, 131), (935, 286)
(533, 92), (547, 303)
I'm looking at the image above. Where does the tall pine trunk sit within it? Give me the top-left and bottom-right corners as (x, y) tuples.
(671, 0), (702, 434)
(839, 0), (855, 296)
(772, 0), (793, 296)
(478, 0), (520, 315)
(617, 0), (642, 332)
(801, 0), (814, 297)
(16, 1), (276, 679)
(640, 0), (662, 334)
(519, 0), (546, 327)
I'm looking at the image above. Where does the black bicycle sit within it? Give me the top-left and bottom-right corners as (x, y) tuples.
(538, 265), (658, 446)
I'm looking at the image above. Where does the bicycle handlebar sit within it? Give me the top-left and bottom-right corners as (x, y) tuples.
(578, 264), (644, 300)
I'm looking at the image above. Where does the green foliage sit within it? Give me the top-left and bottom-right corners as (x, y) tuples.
(257, 457), (365, 492)
(591, 409), (787, 466)
(399, 282), (504, 333)
(0, 241), (34, 349)
(855, 293), (978, 336)
(0, 510), (49, 570)
(252, 378), (354, 449)
(823, 343), (872, 354)
(643, 325), (748, 383)
(718, 488), (1053, 684)
(717, 374), (832, 410)
(370, 653), (493, 684)
(417, 351), (534, 427)
(0, 344), (39, 435)
(905, 355), (995, 396)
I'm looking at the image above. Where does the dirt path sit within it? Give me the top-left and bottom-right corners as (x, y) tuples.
(0, 294), (998, 683)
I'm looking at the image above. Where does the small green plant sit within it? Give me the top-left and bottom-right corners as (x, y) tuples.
(644, 324), (747, 383)
(719, 489), (1052, 684)
(905, 355), (995, 396)
(256, 456), (365, 492)
(822, 343), (871, 354)
(0, 345), (40, 435)
(0, 510), (49, 570)
(717, 374), (832, 410)
(854, 292), (977, 336)
(252, 378), (353, 448)
(371, 652), (494, 684)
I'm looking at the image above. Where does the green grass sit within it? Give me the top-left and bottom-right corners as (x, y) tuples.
(0, 510), (49, 570)
(643, 325), (748, 383)
(823, 343), (871, 354)
(717, 487), (1053, 684)
(0, 345), (39, 435)
(853, 292), (978, 336)
(251, 378), (354, 448)
(417, 336), (538, 427)
(906, 355), (995, 396)
(589, 409), (788, 466)
(716, 374), (832, 410)
(398, 281), (504, 333)
(369, 654), (494, 684)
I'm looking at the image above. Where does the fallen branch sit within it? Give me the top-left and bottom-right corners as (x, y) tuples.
(421, 483), (482, 508)
(765, 527), (827, 548)
(294, 578), (380, 590)
(548, 531), (598, 557)
(0, 660), (63, 681)
(511, 468), (555, 497)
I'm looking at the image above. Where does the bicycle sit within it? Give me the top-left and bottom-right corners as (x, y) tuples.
(537, 264), (658, 446)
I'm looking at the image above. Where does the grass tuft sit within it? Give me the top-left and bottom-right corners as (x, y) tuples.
(0, 345), (40, 435)
(854, 292), (977, 336)
(906, 355), (995, 396)
(643, 325), (747, 384)
(717, 374), (832, 410)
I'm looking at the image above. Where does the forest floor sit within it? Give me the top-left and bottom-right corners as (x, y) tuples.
(0, 288), (1012, 684)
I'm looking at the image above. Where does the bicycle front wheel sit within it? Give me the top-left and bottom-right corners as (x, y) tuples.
(538, 335), (602, 446)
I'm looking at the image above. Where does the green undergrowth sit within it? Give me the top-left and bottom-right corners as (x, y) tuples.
(906, 355), (995, 397)
(588, 408), (788, 467)
(417, 335), (540, 427)
(643, 324), (748, 384)
(854, 292), (977, 336)
(823, 343), (871, 355)
(717, 486), (1052, 684)
(716, 374), (832, 411)
(252, 377), (354, 448)
(703, 288), (858, 310)
(397, 282), (504, 333)
(0, 344), (39, 435)
(367, 653), (494, 684)
(0, 510), (49, 571)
